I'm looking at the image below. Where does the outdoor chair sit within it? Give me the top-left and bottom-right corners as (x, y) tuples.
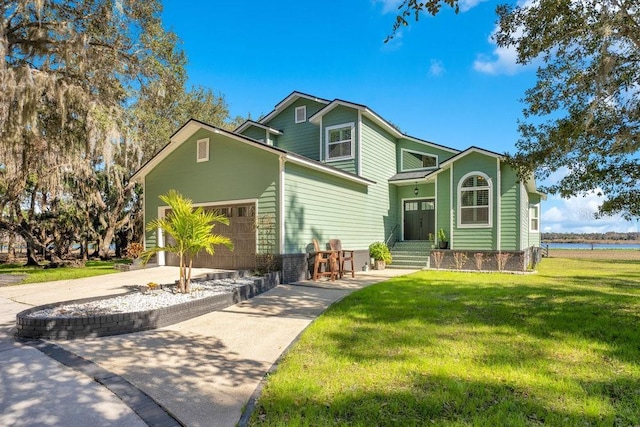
(312, 239), (338, 281)
(329, 239), (355, 278)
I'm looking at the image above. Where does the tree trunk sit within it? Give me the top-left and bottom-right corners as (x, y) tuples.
(25, 242), (40, 266)
(98, 227), (115, 260)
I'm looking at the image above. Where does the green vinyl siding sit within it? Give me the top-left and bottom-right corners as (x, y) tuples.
(360, 117), (398, 241)
(322, 106), (358, 173)
(396, 138), (458, 172)
(500, 164), (520, 250)
(240, 126), (267, 142)
(520, 184), (530, 249)
(144, 129), (280, 253)
(436, 170), (451, 245)
(265, 99), (325, 160)
(451, 153), (498, 250)
(284, 163), (372, 253)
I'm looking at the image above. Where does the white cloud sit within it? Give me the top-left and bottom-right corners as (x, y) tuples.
(374, 0), (403, 14)
(429, 59), (445, 77)
(375, 0), (488, 15)
(473, 46), (524, 75)
(459, 0), (490, 12)
(541, 191), (637, 233)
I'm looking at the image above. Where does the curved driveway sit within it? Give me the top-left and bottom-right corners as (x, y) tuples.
(0, 266), (410, 426)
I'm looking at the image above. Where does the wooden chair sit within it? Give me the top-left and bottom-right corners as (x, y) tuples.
(330, 239), (355, 278)
(312, 239), (338, 281)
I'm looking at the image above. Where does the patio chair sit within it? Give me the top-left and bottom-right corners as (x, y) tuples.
(312, 239), (338, 281)
(330, 239), (355, 278)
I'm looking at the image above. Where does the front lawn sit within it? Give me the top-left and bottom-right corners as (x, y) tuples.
(0, 260), (127, 284)
(252, 256), (640, 425)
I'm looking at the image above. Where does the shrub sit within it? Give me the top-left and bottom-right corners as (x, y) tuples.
(369, 242), (392, 264)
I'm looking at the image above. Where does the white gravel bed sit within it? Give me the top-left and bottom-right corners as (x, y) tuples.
(27, 277), (257, 318)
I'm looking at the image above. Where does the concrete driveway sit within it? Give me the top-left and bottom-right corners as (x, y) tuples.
(0, 266), (412, 426)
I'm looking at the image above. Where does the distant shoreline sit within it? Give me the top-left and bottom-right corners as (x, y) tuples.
(542, 240), (640, 245)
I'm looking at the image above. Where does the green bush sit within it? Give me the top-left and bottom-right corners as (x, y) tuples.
(369, 242), (392, 263)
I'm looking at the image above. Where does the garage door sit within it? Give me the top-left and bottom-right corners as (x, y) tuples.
(165, 202), (257, 269)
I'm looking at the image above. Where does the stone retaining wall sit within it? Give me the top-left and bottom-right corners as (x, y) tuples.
(16, 271), (280, 340)
(429, 247), (542, 272)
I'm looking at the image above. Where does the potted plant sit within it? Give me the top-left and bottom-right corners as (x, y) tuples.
(369, 242), (392, 270)
(438, 228), (449, 249)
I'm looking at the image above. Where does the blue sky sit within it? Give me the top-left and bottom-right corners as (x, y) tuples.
(161, 0), (638, 234)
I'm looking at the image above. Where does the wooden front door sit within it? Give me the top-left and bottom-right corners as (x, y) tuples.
(165, 202), (256, 269)
(404, 199), (435, 241)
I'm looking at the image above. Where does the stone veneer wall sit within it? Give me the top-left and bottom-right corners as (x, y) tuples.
(16, 271), (280, 340)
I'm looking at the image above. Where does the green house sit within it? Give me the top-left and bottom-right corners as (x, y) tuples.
(132, 92), (545, 281)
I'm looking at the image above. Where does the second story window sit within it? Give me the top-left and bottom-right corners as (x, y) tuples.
(325, 123), (355, 161)
(295, 106), (306, 123)
(401, 149), (438, 171)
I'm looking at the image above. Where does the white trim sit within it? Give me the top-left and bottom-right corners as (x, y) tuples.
(260, 92), (329, 124)
(457, 171), (493, 229)
(234, 120), (283, 135)
(434, 174), (438, 244)
(196, 138), (209, 163)
(529, 203), (541, 233)
(357, 111), (362, 176)
(157, 206), (166, 266)
(279, 157), (286, 254)
(400, 197), (436, 241)
(496, 158), (501, 251)
(450, 164), (454, 248)
(325, 122), (355, 162)
(319, 116), (323, 161)
(284, 154), (373, 186)
(156, 198), (260, 266)
(295, 105), (306, 123)
(400, 148), (438, 172)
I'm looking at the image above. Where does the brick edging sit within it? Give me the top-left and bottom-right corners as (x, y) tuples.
(15, 271), (280, 340)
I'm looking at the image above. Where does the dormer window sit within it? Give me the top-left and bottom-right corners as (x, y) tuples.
(401, 149), (437, 171)
(197, 138), (209, 162)
(325, 122), (355, 161)
(295, 106), (306, 123)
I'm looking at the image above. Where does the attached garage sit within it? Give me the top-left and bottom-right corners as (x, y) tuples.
(165, 201), (257, 270)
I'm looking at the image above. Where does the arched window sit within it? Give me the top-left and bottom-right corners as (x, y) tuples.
(458, 172), (492, 227)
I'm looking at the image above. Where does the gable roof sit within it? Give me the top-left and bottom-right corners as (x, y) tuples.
(307, 98), (460, 155)
(258, 91), (330, 124)
(434, 146), (546, 198)
(130, 119), (374, 186)
(234, 119), (283, 135)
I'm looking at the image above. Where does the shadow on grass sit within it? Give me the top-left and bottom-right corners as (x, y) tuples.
(252, 261), (640, 425)
(254, 372), (638, 426)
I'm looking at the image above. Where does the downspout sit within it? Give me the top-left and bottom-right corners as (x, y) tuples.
(357, 111), (362, 176)
(450, 164), (454, 249)
(496, 158), (501, 251)
(279, 156), (286, 255)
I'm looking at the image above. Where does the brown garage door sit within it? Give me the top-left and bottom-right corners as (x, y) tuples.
(165, 202), (256, 269)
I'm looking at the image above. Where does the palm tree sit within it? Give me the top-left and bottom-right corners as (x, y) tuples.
(141, 190), (233, 293)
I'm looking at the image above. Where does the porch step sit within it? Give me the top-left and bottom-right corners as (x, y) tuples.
(388, 241), (432, 270)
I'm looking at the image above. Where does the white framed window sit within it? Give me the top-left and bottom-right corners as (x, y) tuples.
(196, 138), (209, 162)
(295, 106), (306, 123)
(458, 172), (492, 227)
(530, 204), (540, 232)
(401, 149), (438, 171)
(325, 122), (355, 161)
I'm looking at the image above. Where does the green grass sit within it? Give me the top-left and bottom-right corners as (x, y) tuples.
(251, 257), (640, 426)
(0, 260), (127, 284)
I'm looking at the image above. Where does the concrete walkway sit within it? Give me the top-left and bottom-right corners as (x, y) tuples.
(0, 266), (413, 426)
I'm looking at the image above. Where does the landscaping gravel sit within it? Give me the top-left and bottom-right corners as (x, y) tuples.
(27, 277), (257, 318)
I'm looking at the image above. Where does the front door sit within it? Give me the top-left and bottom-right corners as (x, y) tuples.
(404, 199), (435, 240)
